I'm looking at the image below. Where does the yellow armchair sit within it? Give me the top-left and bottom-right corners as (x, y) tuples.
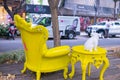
(14, 15), (71, 80)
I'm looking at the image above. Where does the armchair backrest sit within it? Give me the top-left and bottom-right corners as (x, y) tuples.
(14, 15), (49, 67)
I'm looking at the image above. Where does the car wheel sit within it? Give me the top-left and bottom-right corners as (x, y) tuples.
(111, 35), (116, 37)
(67, 32), (75, 39)
(97, 31), (105, 38)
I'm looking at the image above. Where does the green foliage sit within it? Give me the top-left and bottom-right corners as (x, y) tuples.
(26, 0), (31, 4)
(0, 50), (25, 64)
(25, 18), (31, 23)
(38, 0), (43, 4)
(25, 13), (32, 23)
(0, 24), (9, 37)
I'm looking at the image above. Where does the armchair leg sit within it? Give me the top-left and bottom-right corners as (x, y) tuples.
(63, 67), (68, 79)
(36, 71), (41, 80)
(21, 63), (27, 73)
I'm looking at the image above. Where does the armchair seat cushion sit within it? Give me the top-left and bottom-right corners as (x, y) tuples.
(44, 45), (70, 57)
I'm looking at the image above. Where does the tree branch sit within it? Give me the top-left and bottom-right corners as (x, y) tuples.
(3, 0), (14, 20)
(13, 0), (25, 14)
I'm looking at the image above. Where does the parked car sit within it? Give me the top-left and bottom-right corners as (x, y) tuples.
(85, 21), (120, 38)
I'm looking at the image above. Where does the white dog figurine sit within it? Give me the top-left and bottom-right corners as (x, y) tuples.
(84, 33), (99, 52)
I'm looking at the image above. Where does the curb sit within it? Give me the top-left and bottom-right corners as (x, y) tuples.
(105, 46), (120, 53)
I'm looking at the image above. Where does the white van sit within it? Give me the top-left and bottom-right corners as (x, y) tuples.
(33, 16), (80, 39)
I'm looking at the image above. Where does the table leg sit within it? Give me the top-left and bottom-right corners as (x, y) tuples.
(88, 63), (91, 76)
(99, 58), (110, 80)
(81, 61), (88, 80)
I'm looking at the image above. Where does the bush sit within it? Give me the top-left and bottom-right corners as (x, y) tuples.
(0, 50), (25, 64)
(0, 24), (9, 37)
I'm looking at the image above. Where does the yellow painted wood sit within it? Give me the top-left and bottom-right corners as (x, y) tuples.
(69, 45), (110, 80)
(14, 15), (71, 80)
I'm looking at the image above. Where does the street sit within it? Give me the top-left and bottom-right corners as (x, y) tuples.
(0, 35), (120, 53)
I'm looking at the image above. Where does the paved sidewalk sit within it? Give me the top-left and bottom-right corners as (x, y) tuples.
(0, 50), (120, 80)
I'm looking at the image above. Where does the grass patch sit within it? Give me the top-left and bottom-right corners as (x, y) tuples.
(109, 50), (120, 58)
(0, 50), (25, 64)
(114, 51), (120, 58)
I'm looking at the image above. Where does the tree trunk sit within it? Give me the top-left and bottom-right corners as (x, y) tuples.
(2, 0), (25, 20)
(118, 1), (120, 18)
(48, 0), (61, 47)
(114, 2), (117, 19)
(3, 0), (14, 20)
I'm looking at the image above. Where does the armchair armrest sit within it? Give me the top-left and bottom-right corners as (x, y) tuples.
(44, 45), (70, 57)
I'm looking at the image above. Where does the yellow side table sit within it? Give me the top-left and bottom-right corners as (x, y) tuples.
(69, 45), (110, 80)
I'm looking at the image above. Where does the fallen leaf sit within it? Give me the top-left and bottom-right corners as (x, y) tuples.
(7, 74), (15, 80)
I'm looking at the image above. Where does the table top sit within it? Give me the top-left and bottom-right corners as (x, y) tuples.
(72, 45), (107, 55)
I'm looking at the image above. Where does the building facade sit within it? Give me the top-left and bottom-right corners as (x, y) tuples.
(61, 0), (119, 18)
(59, 0), (120, 31)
